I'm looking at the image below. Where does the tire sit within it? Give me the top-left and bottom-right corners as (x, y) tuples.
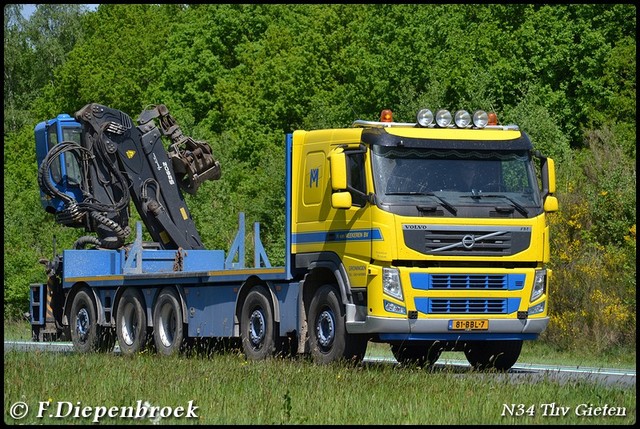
(152, 288), (185, 356)
(69, 289), (101, 353)
(308, 284), (367, 365)
(240, 286), (276, 360)
(391, 341), (443, 368)
(116, 288), (148, 356)
(463, 340), (523, 371)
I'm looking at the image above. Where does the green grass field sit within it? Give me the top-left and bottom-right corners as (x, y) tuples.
(3, 320), (636, 425)
(4, 349), (636, 425)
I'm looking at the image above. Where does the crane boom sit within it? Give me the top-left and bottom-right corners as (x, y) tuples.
(36, 103), (221, 250)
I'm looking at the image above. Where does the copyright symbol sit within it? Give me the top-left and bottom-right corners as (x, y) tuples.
(9, 402), (29, 419)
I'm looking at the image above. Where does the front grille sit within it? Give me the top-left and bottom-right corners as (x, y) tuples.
(414, 297), (521, 315)
(431, 299), (506, 313)
(402, 225), (531, 256)
(410, 273), (526, 291)
(432, 274), (506, 289)
(425, 230), (511, 254)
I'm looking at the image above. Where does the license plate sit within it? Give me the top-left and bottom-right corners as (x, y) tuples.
(449, 319), (489, 330)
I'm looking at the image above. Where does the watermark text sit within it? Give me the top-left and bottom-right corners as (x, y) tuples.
(9, 399), (198, 423)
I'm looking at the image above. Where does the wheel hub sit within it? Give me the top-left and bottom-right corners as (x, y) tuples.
(76, 308), (90, 341)
(316, 310), (335, 348)
(249, 309), (265, 346)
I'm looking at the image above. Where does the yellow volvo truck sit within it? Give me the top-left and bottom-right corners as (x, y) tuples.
(291, 108), (558, 370)
(32, 105), (556, 371)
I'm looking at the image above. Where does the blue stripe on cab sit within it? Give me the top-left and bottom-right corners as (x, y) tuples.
(292, 229), (382, 244)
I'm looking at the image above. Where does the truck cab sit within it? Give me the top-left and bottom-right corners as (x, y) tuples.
(290, 108), (558, 369)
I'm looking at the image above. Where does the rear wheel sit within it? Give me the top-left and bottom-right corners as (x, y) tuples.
(70, 289), (114, 353)
(391, 341), (443, 368)
(152, 288), (185, 356)
(240, 286), (276, 360)
(308, 285), (367, 364)
(463, 340), (523, 371)
(116, 288), (148, 356)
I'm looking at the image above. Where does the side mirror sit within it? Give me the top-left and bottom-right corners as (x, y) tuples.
(329, 149), (348, 191)
(544, 195), (559, 212)
(331, 192), (352, 209)
(546, 158), (556, 194)
(329, 148), (352, 209)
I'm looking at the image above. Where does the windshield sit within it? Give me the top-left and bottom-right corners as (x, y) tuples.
(371, 146), (541, 215)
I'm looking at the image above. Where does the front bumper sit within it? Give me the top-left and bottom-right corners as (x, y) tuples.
(345, 304), (548, 340)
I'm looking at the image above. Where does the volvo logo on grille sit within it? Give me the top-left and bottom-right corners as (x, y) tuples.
(462, 234), (476, 249)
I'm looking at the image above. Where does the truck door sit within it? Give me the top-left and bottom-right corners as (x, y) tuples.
(293, 137), (372, 289)
(325, 145), (372, 288)
(338, 149), (372, 288)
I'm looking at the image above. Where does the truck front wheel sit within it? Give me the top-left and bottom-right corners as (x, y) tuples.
(240, 286), (276, 360)
(152, 288), (185, 356)
(463, 340), (523, 371)
(308, 284), (367, 364)
(116, 288), (148, 356)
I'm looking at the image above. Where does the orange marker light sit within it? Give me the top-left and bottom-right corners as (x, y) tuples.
(380, 109), (393, 122)
(488, 112), (498, 126)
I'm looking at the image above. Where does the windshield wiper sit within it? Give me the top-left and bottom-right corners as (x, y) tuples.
(386, 192), (457, 215)
(467, 194), (529, 217)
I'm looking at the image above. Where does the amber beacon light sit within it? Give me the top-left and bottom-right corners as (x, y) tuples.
(380, 109), (393, 122)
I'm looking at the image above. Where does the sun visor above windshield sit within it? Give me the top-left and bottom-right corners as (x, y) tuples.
(361, 127), (532, 151)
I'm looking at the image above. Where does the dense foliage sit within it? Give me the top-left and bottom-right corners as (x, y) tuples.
(4, 4), (636, 352)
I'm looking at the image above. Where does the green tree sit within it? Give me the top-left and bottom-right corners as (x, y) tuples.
(37, 4), (174, 118)
(4, 4), (86, 132)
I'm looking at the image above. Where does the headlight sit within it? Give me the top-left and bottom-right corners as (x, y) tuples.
(454, 110), (472, 128)
(435, 109), (452, 127)
(382, 267), (403, 300)
(384, 300), (407, 315)
(472, 110), (489, 128)
(530, 269), (547, 302)
(417, 109), (434, 127)
(529, 301), (545, 315)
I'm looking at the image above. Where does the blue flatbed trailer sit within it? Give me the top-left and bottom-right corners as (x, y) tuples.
(31, 134), (298, 352)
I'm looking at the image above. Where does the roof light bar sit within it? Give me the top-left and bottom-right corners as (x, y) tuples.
(352, 108), (514, 129)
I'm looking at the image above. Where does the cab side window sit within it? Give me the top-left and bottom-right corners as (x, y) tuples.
(61, 127), (83, 186)
(47, 128), (62, 184)
(346, 152), (367, 207)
